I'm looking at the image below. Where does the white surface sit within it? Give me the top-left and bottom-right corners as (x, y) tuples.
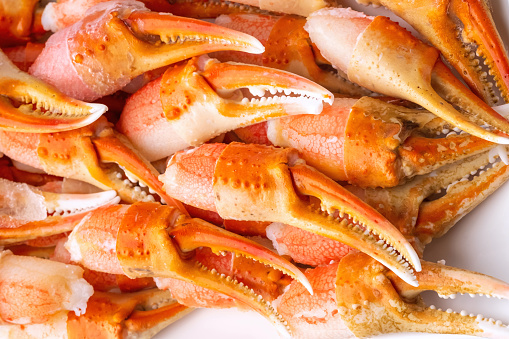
(155, 1), (509, 338)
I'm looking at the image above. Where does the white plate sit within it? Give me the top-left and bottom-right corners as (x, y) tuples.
(155, 1), (509, 338)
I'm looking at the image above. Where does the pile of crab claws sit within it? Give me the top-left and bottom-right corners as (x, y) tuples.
(306, 8), (509, 145)
(337, 253), (509, 338)
(0, 177), (119, 245)
(67, 288), (192, 338)
(211, 142), (421, 286)
(0, 50), (107, 132)
(29, 0), (265, 102)
(369, 0), (509, 105)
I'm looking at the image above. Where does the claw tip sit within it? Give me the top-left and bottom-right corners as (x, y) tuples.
(249, 39), (265, 54)
(406, 243), (421, 273)
(87, 102), (108, 115)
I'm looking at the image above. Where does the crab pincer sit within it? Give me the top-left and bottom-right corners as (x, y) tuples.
(337, 253), (509, 338)
(161, 142), (422, 287)
(0, 117), (184, 209)
(0, 177), (119, 245)
(277, 252), (509, 338)
(65, 202), (312, 337)
(365, 0), (509, 106)
(236, 96), (497, 188)
(0, 50), (107, 133)
(117, 55), (333, 161)
(29, 0), (265, 102)
(305, 7), (509, 145)
(348, 146), (509, 252)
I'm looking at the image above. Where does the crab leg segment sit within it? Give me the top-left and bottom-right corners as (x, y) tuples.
(210, 142), (420, 285)
(306, 8), (509, 144)
(336, 252), (509, 338)
(29, 0), (265, 101)
(365, 0), (509, 105)
(0, 50), (107, 132)
(117, 55), (332, 161)
(0, 250), (93, 325)
(66, 202), (311, 337)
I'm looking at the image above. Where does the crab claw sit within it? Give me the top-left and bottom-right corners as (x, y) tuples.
(66, 202), (311, 337)
(0, 50), (107, 133)
(161, 142), (422, 286)
(0, 177), (119, 245)
(238, 96), (497, 188)
(29, 0), (265, 102)
(305, 8), (509, 145)
(67, 289), (192, 338)
(0, 117), (185, 211)
(117, 55), (333, 161)
(414, 146), (509, 246)
(337, 252), (509, 337)
(375, 0), (509, 106)
(349, 146), (509, 254)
